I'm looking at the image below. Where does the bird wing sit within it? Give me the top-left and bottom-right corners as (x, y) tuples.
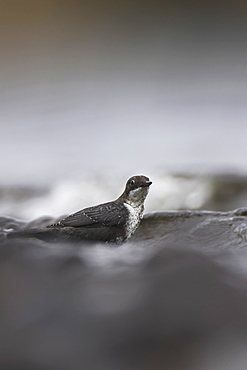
(58, 202), (128, 228)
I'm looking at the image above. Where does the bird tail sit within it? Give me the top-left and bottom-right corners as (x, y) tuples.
(7, 228), (58, 242)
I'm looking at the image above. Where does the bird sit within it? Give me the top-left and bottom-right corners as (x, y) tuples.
(7, 175), (152, 243)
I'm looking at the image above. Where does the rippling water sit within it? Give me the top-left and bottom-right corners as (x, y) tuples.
(1, 172), (247, 369)
(1, 171), (247, 219)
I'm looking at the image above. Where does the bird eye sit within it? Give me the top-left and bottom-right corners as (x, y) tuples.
(130, 179), (135, 185)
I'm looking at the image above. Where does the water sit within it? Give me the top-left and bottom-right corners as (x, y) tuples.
(1, 172), (247, 369)
(1, 203), (247, 369)
(1, 171), (247, 220)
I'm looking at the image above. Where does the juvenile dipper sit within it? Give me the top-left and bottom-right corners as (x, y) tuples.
(7, 175), (152, 243)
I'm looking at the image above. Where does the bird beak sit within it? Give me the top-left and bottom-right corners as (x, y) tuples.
(141, 181), (152, 187)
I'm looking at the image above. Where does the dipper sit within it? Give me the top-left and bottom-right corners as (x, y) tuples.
(7, 175), (152, 243)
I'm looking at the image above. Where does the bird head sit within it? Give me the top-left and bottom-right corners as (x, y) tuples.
(120, 175), (152, 207)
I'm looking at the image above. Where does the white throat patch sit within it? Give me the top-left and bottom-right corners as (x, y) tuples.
(123, 202), (144, 240)
(126, 187), (149, 207)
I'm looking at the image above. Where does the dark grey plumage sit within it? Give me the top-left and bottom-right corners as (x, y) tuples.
(7, 175), (152, 243)
(54, 202), (128, 228)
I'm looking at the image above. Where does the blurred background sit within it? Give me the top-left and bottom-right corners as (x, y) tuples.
(1, 0), (247, 217)
(2, 4), (247, 370)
